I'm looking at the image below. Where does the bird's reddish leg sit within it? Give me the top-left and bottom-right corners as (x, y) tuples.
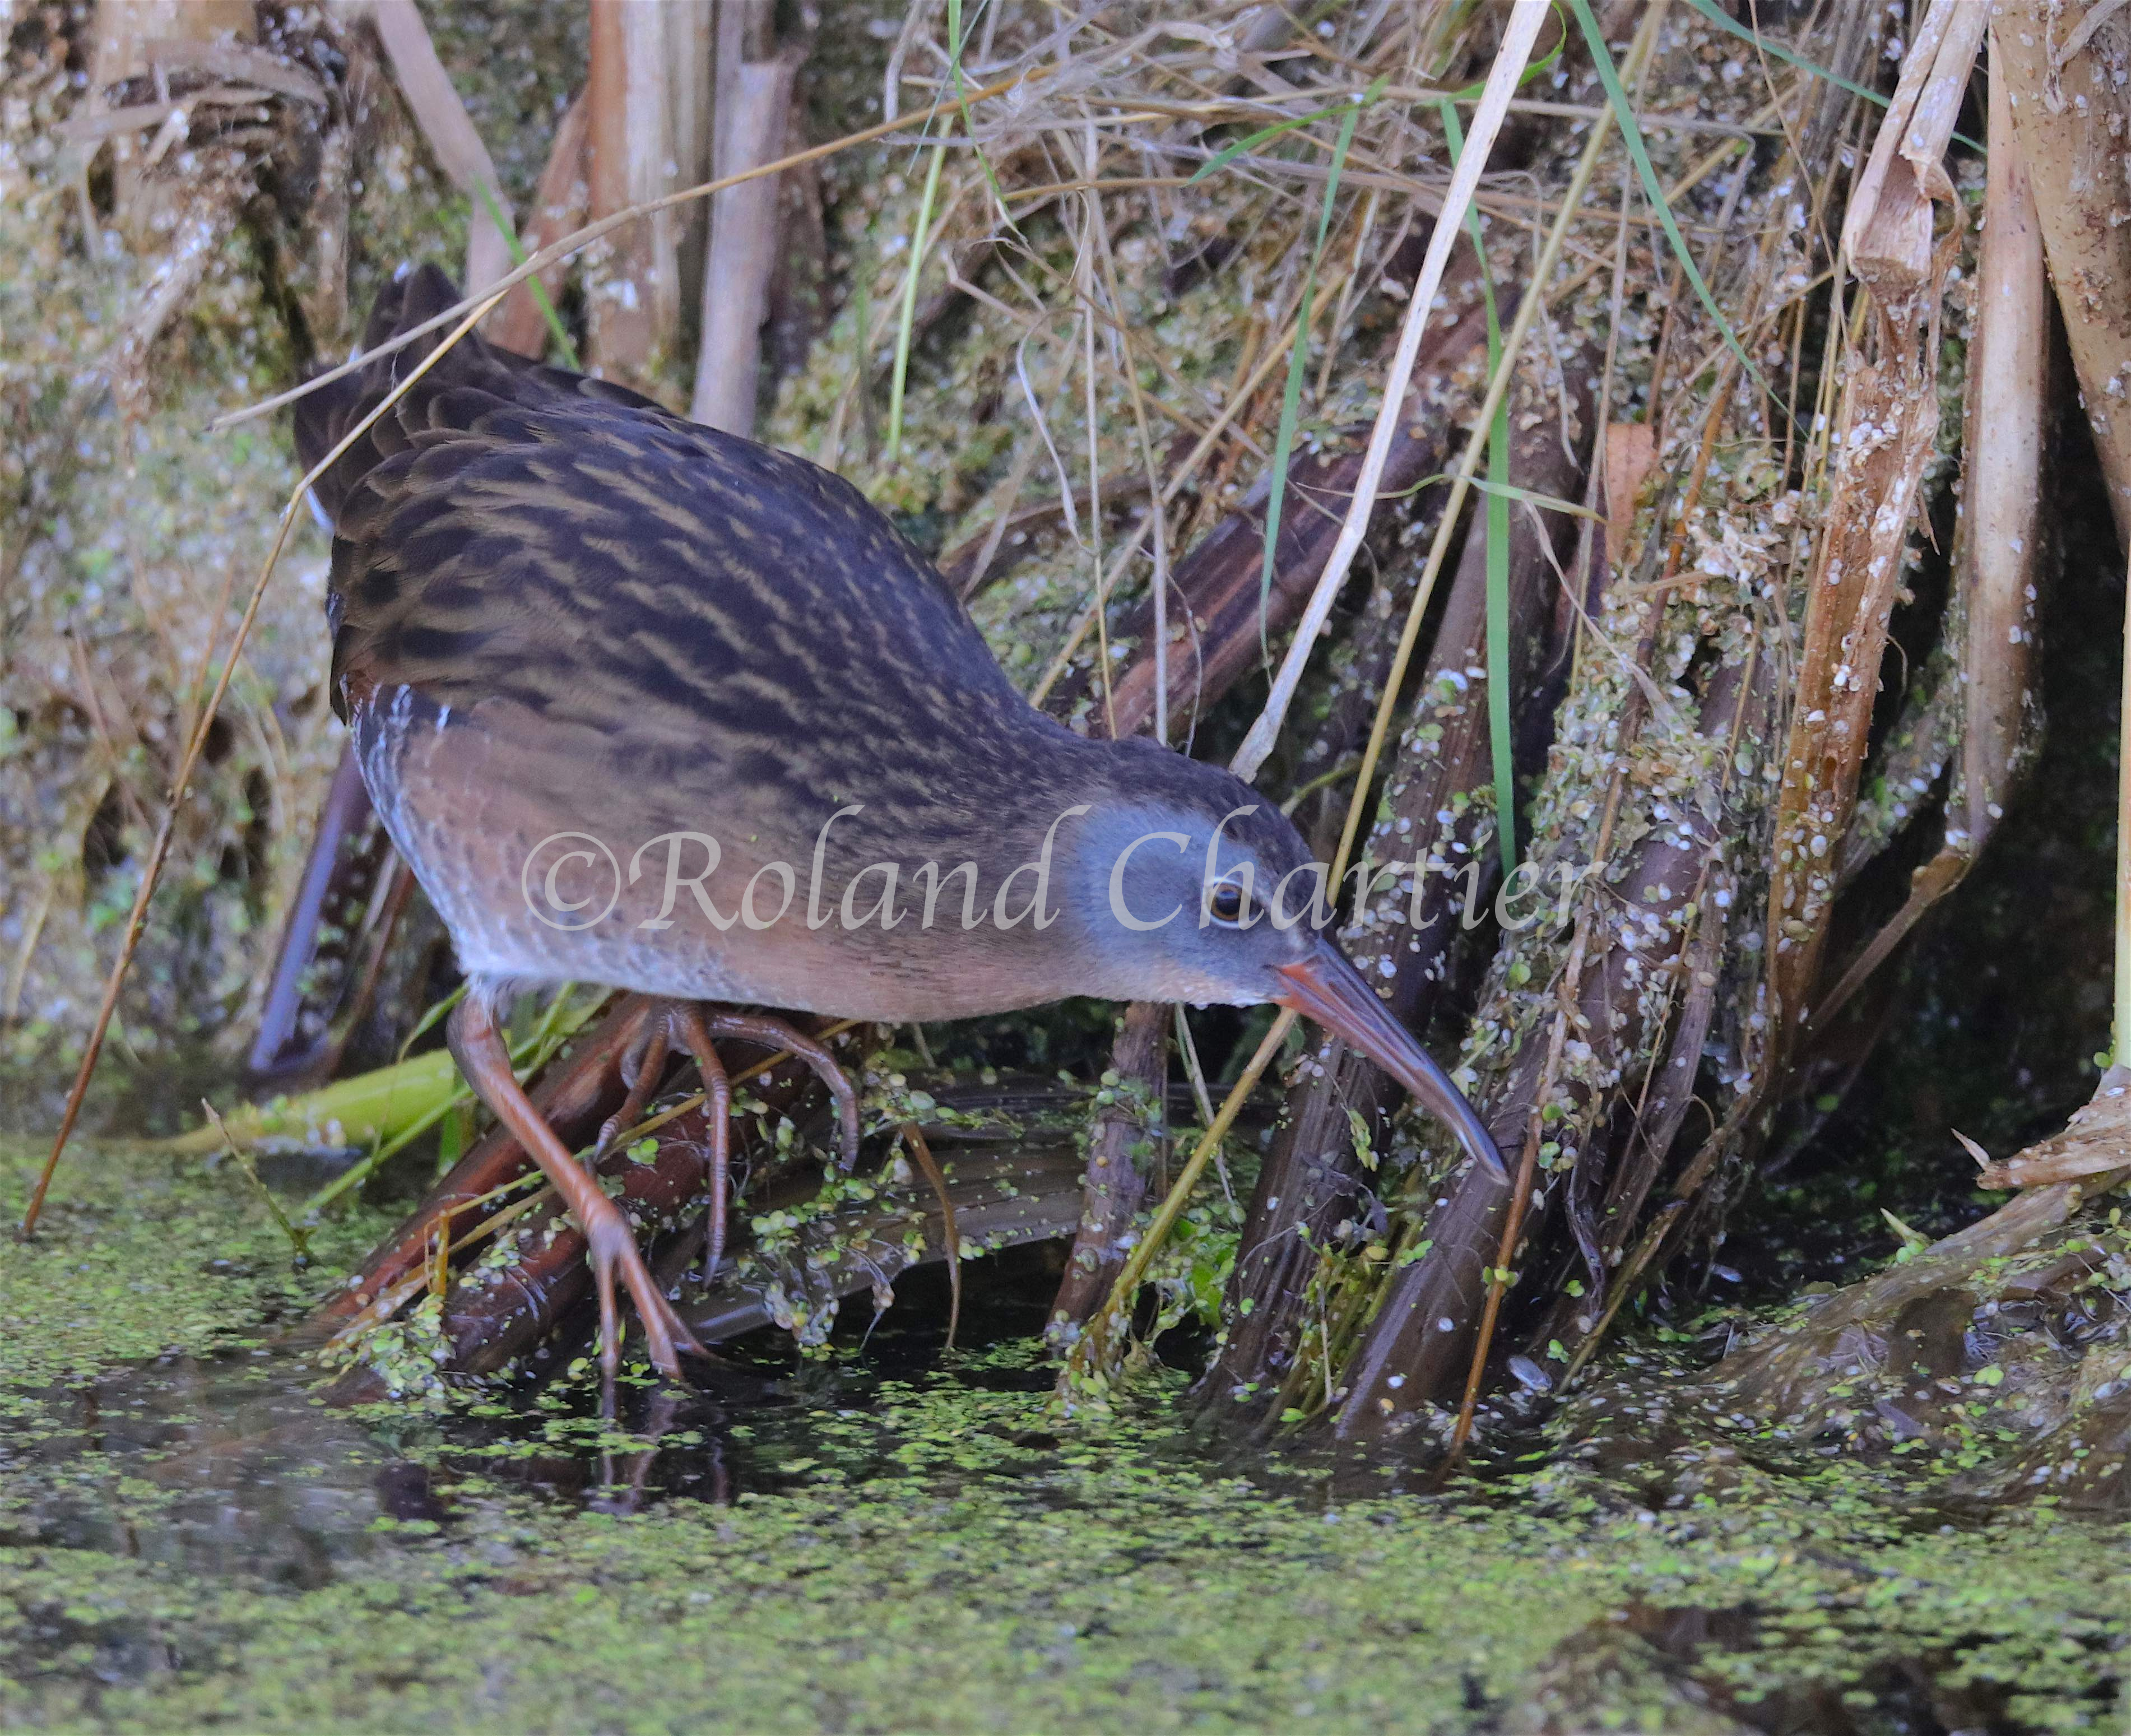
(594, 1022), (671, 1156)
(698, 1010), (863, 1169)
(447, 995), (705, 1382)
(665, 1004), (734, 1279)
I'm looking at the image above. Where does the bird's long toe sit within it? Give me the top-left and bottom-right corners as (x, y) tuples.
(583, 1197), (708, 1379)
(596, 1017), (672, 1156)
(663, 1004), (735, 1281)
(703, 1011), (862, 1169)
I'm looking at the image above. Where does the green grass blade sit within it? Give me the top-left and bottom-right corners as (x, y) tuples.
(946, 0), (1022, 239)
(1446, 10), (1567, 102)
(1190, 77), (1387, 185)
(1440, 100), (1517, 878)
(1678, 0), (1886, 112)
(1566, 0), (1764, 395)
(1678, 0), (1980, 151)
(1257, 98), (1364, 652)
(396, 981), (467, 1065)
(474, 178), (580, 372)
(886, 136), (948, 466)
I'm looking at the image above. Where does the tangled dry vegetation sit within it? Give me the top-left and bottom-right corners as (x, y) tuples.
(12, 0), (2131, 1480)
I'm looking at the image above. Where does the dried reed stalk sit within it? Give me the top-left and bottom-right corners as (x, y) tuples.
(692, 43), (802, 431)
(1765, 0), (1983, 1047)
(1991, 0), (2131, 548)
(584, 0), (677, 381)
(1810, 62), (2046, 1028)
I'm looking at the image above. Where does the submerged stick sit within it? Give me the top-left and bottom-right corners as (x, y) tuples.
(681, 1146), (1087, 1348)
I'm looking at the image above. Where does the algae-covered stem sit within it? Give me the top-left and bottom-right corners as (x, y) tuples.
(19, 70), (1039, 1240)
(1324, 4), (1663, 896)
(1065, 1009), (1296, 1390)
(2118, 532), (2131, 1066)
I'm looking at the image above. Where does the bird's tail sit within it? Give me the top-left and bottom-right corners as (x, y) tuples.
(297, 263), (648, 524)
(293, 264), (479, 524)
(293, 263), (674, 528)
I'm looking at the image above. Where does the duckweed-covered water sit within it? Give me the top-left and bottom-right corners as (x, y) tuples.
(6, 1138), (2129, 1734)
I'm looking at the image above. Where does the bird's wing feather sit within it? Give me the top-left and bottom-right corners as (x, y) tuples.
(307, 267), (1062, 866)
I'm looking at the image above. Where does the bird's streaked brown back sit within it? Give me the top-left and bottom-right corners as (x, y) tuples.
(291, 265), (1098, 874)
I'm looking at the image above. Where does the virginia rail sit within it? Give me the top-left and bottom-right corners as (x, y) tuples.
(294, 267), (1501, 1380)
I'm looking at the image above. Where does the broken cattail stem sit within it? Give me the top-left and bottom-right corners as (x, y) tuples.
(1810, 64), (2046, 1032)
(693, 40), (802, 431)
(1768, 4), (1980, 1048)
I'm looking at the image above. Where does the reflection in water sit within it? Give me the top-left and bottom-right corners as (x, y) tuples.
(0, 1254), (1047, 1599)
(8, 1354), (389, 1589)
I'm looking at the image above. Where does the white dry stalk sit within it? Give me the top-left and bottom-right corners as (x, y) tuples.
(1229, 0), (1550, 783)
(355, 0), (516, 294)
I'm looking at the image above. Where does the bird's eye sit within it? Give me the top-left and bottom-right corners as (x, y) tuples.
(1207, 879), (1248, 925)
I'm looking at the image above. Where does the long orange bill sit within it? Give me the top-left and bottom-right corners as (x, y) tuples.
(1274, 945), (1506, 1180)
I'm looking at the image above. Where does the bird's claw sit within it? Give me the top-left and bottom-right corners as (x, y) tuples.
(583, 1192), (707, 1382)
